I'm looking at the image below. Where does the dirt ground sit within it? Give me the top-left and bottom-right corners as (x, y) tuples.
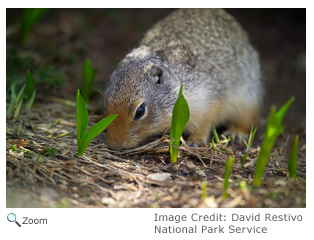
(6, 9), (306, 208)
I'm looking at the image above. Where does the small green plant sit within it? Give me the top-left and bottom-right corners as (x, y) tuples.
(7, 84), (25, 121)
(241, 126), (257, 167)
(201, 180), (207, 201)
(169, 85), (190, 163)
(288, 135), (299, 182)
(11, 145), (17, 152)
(7, 70), (37, 121)
(20, 8), (49, 42)
(25, 70), (36, 110)
(239, 180), (249, 197)
(211, 124), (231, 153)
(81, 59), (97, 103)
(253, 97), (295, 187)
(223, 153), (235, 198)
(212, 123), (220, 144)
(6, 49), (67, 93)
(42, 147), (57, 158)
(76, 89), (117, 156)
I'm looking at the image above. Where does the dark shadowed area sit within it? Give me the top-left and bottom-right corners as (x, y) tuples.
(6, 9), (305, 207)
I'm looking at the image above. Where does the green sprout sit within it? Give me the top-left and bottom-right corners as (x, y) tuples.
(20, 8), (49, 42)
(201, 180), (207, 201)
(25, 70), (36, 110)
(80, 59), (97, 103)
(241, 126), (257, 167)
(253, 97), (295, 187)
(42, 147), (57, 158)
(223, 153), (235, 198)
(169, 85), (190, 163)
(211, 123), (220, 144)
(11, 145), (17, 152)
(76, 89), (117, 156)
(7, 84), (25, 116)
(7, 70), (37, 121)
(288, 135), (299, 182)
(211, 124), (231, 153)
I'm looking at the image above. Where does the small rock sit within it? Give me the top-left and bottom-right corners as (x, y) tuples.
(196, 170), (206, 177)
(147, 173), (171, 181)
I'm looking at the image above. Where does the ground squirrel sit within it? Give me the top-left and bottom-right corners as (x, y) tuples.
(103, 9), (263, 150)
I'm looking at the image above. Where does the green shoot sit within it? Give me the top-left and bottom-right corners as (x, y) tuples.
(212, 123), (231, 153)
(42, 147), (57, 158)
(76, 89), (117, 156)
(169, 85), (190, 163)
(221, 135), (231, 148)
(201, 181), (207, 201)
(25, 70), (36, 110)
(253, 97), (295, 187)
(288, 135), (299, 182)
(242, 126), (257, 152)
(211, 137), (229, 153)
(11, 145), (17, 152)
(241, 154), (248, 168)
(211, 124), (231, 152)
(239, 181), (248, 194)
(7, 70), (37, 120)
(13, 94), (24, 122)
(223, 153), (235, 198)
(7, 85), (25, 115)
(241, 126), (257, 167)
(20, 8), (49, 42)
(81, 59), (97, 103)
(211, 123), (220, 144)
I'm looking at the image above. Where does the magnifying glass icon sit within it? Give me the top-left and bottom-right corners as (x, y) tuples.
(7, 213), (21, 227)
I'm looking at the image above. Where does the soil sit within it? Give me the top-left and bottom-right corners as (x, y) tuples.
(6, 9), (306, 208)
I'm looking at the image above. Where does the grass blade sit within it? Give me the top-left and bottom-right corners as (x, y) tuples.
(169, 85), (190, 163)
(26, 90), (36, 110)
(21, 8), (49, 42)
(81, 59), (97, 103)
(212, 123), (220, 143)
(79, 114), (117, 156)
(241, 154), (248, 168)
(288, 135), (298, 181)
(7, 85), (25, 115)
(10, 82), (16, 102)
(223, 154), (234, 198)
(247, 126), (257, 151)
(76, 89), (89, 142)
(13, 93), (24, 122)
(253, 97), (294, 186)
(276, 97), (295, 122)
(212, 137), (229, 153)
(201, 181), (207, 201)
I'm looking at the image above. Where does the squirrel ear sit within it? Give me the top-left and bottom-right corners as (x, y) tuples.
(150, 66), (163, 84)
(163, 44), (196, 70)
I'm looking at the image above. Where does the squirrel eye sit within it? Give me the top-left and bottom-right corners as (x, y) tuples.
(150, 67), (163, 84)
(134, 103), (146, 120)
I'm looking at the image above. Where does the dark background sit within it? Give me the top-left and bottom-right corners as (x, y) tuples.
(6, 8), (306, 130)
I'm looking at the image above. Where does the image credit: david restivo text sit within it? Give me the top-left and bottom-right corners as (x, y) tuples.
(153, 212), (303, 234)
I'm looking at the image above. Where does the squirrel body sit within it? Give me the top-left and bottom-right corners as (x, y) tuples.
(104, 9), (263, 150)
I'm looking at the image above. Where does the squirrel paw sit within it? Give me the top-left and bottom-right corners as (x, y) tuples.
(185, 133), (209, 147)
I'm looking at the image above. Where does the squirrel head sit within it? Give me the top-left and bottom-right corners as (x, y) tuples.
(104, 46), (186, 150)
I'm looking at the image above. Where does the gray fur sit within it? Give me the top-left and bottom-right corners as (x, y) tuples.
(104, 9), (263, 150)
